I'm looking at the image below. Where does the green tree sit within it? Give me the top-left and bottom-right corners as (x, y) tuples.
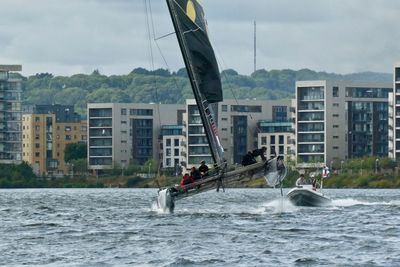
(64, 143), (87, 163)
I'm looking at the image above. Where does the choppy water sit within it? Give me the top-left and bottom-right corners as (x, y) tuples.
(1, 188), (400, 266)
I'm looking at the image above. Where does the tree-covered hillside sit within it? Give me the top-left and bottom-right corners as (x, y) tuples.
(20, 68), (391, 117)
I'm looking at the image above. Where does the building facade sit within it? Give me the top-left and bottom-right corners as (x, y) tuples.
(184, 99), (293, 169)
(296, 80), (392, 168)
(0, 65), (22, 164)
(257, 120), (295, 161)
(389, 64), (400, 160)
(87, 103), (185, 171)
(160, 125), (185, 173)
(22, 105), (86, 176)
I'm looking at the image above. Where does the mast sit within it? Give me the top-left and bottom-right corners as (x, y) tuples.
(166, 0), (225, 167)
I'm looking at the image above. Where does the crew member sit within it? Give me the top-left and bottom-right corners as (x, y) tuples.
(199, 160), (209, 178)
(180, 173), (194, 190)
(242, 151), (256, 166)
(252, 146), (267, 161)
(190, 166), (201, 181)
(295, 174), (306, 187)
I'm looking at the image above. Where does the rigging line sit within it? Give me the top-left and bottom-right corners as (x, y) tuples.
(149, 0), (190, 112)
(154, 31), (176, 41)
(147, 0), (164, 177)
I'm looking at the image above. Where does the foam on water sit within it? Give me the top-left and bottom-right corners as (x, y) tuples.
(332, 198), (394, 207)
(263, 197), (297, 214)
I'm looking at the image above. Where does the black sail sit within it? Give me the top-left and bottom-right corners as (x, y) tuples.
(168, 0), (222, 103)
(167, 0), (225, 166)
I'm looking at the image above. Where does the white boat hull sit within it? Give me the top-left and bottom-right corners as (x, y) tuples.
(287, 186), (331, 207)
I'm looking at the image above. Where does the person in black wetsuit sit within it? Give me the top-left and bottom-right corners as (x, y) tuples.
(190, 166), (201, 181)
(242, 151), (257, 166)
(198, 160), (209, 178)
(252, 146), (267, 161)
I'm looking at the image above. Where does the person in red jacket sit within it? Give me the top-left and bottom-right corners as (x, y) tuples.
(180, 173), (194, 190)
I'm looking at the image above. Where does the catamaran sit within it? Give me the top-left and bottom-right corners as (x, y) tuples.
(157, 0), (287, 212)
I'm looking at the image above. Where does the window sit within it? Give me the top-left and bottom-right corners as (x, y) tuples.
(121, 109), (127, 115)
(333, 114), (339, 118)
(333, 86), (339, 97)
(333, 146), (339, 150)
(35, 117), (40, 122)
(261, 136), (267, 145)
(65, 126), (71, 131)
(333, 103), (339, 107)
(270, 136), (275, 145)
(333, 136), (339, 139)
(35, 135), (40, 140)
(82, 135), (87, 141)
(166, 139), (171, 147)
(121, 140), (127, 143)
(81, 126), (87, 131)
(333, 125), (339, 128)
(130, 109), (153, 116)
(231, 105), (262, 113)
(166, 148), (171, 156)
(35, 143), (40, 148)
(35, 126), (40, 131)
(222, 105), (228, 112)
(121, 121), (127, 124)
(279, 135), (284, 144)
(222, 117), (228, 121)
(174, 149), (179, 156)
(174, 139), (179, 146)
(65, 135), (71, 140)
(35, 152), (40, 157)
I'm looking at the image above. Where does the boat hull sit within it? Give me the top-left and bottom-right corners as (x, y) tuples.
(157, 157), (286, 212)
(287, 187), (331, 207)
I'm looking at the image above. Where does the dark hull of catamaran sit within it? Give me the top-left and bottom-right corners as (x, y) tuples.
(287, 187), (331, 207)
(158, 157), (286, 212)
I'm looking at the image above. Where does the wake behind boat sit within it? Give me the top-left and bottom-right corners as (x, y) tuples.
(156, 0), (287, 212)
(287, 185), (331, 207)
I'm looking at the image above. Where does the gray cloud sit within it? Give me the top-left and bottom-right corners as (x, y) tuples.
(0, 0), (398, 76)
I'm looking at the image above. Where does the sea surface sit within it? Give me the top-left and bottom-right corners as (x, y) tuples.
(0, 188), (400, 266)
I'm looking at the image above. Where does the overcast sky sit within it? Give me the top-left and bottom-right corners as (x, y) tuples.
(0, 0), (399, 76)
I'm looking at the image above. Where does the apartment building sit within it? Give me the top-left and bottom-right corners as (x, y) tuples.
(87, 103), (185, 171)
(389, 64), (400, 160)
(0, 65), (22, 164)
(296, 80), (392, 168)
(160, 125), (185, 172)
(22, 105), (86, 175)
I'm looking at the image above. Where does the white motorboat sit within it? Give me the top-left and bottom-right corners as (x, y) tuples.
(287, 184), (331, 207)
